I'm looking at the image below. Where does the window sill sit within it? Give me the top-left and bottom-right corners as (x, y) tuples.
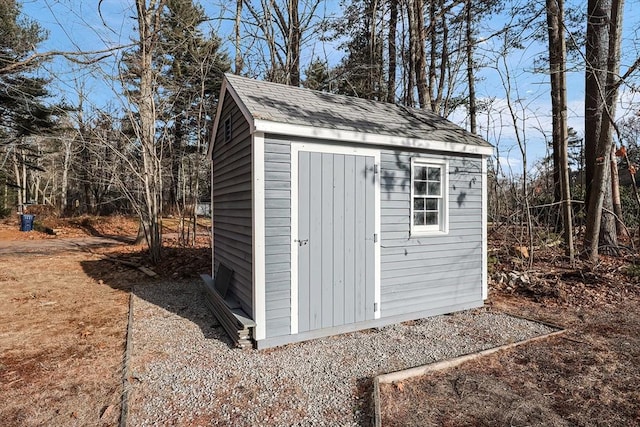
(410, 229), (449, 238)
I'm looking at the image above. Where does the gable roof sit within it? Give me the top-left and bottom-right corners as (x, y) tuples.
(209, 73), (493, 157)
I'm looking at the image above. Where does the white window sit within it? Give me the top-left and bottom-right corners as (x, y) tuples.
(411, 158), (448, 235)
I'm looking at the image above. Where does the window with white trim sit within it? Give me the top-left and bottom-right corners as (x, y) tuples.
(411, 159), (448, 234)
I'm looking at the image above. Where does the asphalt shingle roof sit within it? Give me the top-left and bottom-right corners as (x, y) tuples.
(224, 73), (492, 149)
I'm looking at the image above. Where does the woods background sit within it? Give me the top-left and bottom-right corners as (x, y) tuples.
(1, 0), (639, 263)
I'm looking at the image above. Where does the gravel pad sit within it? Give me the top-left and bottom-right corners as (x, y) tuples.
(129, 280), (556, 426)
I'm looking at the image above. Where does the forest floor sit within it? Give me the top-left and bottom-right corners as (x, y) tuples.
(379, 232), (640, 426)
(1, 213), (639, 426)
(0, 213), (210, 426)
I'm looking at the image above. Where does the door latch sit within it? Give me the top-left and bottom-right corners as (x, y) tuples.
(294, 239), (308, 246)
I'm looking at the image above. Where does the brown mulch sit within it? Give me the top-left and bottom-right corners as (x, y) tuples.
(380, 241), (640, 426)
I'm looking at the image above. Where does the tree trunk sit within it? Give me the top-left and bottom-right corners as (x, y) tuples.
(3, 177), (8, 210)
(234, 0), (242, 74)
(434, 0), (447, 115)
(406, 0), (416, 106)
(598, 0), (624, 252)
(610, 144), (626, 237)
(61, 140), (71, 214)
(608, 0), (626, 240)
(387, 0), (398, 103)
(411, 0), (428, 109)
(465, 0), (476, 134)
(583, 0), (625, 261)
(547, 0), (574, 262)
(135, 0), (165, 264)
(21, 148), (27, 205)
(288, 0), (301, 86)
(584, 0), (609, 212)
(369, 0), (379, 97)
(12, 150), (22, 209)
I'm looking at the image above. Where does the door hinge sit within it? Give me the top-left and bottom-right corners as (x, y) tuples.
(374, 164), (379, 174)
(373, 233), (378, 243)
(374, 302), (378, 312)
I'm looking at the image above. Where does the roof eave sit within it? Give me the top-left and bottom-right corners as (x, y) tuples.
(253, 119), (494, 156)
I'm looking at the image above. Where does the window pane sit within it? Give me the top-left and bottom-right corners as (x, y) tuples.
(428, 167), (441, 181)
(414, 181), (427, 196)
(426, 212), (438, 225)
(414, 198), (425, 210)
(426, 198), (438, 210)
(413, 212), (425, 226)
(427, 182), (441, 196)
(413, 166), (427, 180)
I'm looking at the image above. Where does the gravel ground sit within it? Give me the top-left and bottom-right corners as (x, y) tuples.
(128, 280), (558, 426)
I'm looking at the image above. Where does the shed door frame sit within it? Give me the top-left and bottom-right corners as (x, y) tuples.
(291, 142), (381, 335)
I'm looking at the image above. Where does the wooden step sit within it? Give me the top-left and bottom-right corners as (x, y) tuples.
(200, 274), (255, 349)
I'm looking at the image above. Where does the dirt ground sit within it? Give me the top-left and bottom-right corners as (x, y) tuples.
(0, 214), (211, 427)
(0, 240), (131, 426)
(3, 214), (640, 426)
(380, 245), (640, 426)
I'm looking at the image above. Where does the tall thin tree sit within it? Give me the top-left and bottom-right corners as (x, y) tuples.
(546, 0), (574, 262)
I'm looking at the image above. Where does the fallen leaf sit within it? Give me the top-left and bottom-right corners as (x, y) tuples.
(615, 146), (627, 157)
(100, 405), (114, 420)
(394, 381), (405, 392)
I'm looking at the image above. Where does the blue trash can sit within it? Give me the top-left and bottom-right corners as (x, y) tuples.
(20, 214), (35, 232)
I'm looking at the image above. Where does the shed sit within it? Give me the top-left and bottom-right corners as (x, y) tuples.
(205, 73), (494, 349)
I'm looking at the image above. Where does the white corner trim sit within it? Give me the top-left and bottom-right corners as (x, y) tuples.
(290, 142), (382, 329)
(290, 144), (299, 334)
(210, 160), (215, 275)
(481, 157), (488, 300)
(254, 119), (494, 156)
(253, 132), (266, 340)
(374, 150), (381, 319)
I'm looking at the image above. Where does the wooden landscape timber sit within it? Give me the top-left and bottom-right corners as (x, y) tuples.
(372, 322), (567, 427)
(99, 254), (158, 278)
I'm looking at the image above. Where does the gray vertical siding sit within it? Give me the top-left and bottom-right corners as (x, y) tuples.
(263, 137), (292, 337)
(261, 139), (484, 339)
(379, 150), (483, 316)
(212, 92), (253, 315)
(297, 152), (376, 333)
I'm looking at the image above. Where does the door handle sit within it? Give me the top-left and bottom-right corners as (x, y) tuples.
(294, 239), (308, 246)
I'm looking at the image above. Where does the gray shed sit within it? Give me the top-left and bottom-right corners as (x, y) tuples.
(205, 73), (493, 349)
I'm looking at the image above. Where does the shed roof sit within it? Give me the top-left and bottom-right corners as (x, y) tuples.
(211, 73), (493, 156)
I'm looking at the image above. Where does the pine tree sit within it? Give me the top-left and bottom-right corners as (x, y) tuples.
(302, 58), (332, 92)
(157, 0), (229, 214)
(0, 0), (57, 207)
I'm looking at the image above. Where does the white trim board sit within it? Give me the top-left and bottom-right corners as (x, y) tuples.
(481, 157), (488, 300)
(252, 132), (266, 340)
(255, 119), (494, 156)
(290, 142), (382, 335)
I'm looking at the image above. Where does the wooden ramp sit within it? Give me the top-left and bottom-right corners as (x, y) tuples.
(200, 274), (255, 349)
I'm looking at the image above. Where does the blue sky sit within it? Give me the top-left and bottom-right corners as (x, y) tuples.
(19, 1), (640, 176)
